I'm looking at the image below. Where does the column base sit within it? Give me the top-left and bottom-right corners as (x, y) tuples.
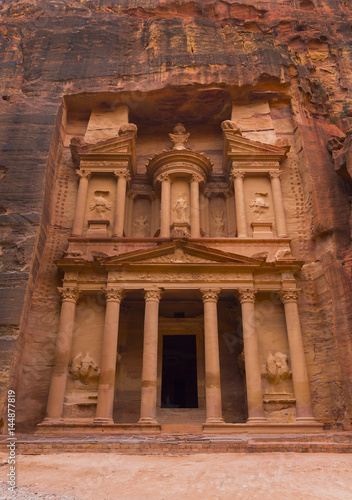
(246, 417), (267, 424)
(295, 416), (319, 424)
(138, 417), (160, 425)
(205, 417), (225, 425)
(41, 417), (64, 424)
(93, 417), (114, 425)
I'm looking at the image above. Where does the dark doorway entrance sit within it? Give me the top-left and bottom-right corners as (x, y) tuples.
(161, 335), (198, 408)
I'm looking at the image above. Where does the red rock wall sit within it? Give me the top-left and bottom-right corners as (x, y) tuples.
(1, 0), (352, 430)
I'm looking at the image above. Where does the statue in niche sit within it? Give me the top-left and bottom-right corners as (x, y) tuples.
(169, 123), (190, 150)
(211, 210), (225, 235)
(249, 192), (269, 218)
(134, 214), (150, 237)
(266, 352), (292, 384)
(89, 191), (111, 219)
(70, 353), (100, 384)
(173, 194), (188, 222)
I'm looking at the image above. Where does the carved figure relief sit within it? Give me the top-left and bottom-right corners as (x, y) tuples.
(173, 194), (188, 222)
(211, 210), (225, 236)
(89, 191), (111, 219)
(249, 192), (269, 218)
(266, 352), (291, 384)
(70, 353), (100, 384)
(133, 214), (150, 237)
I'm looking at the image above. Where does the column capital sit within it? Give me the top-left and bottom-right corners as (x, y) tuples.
(127, 191), (138, 200)
(200, 288), (220, 302)
(280, 289), (301, 304)
(114, 169), (131, 181)
(58, 287), (80, 303)
(76, 169), (91, 179)
(156, 172), (170, 183)
(269, 170), (282, 180)
(144, 287), (163, 302)
(230, 169), (245, 180)
(235, 288), (257, 303)
(191, 173), (203, 183)
(104, 288), (125, 303)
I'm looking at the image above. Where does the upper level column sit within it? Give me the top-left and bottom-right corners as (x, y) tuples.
(94, 288), (125, 424)
(230, 169), (248, 238)
(44, 288), (80, 422)
(158, 174), (171, 238)
(236, 289), (265, 422)
(72, 170), (91, 236)
(190, 174), (202, 238)
(201, 288), (224, 424)
(113, 169), (131, 237)
(280, 289), (315, 421)
(269, 171), (288, 238)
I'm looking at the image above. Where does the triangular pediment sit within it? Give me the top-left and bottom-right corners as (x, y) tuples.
(100, 241), (266, 267)
(70, 133), (137, 173)
(223, 129), (289, 160)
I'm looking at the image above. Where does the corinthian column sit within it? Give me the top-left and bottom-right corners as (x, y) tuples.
(138, 287), (162, 424)
(280, 289), (315, 420)
(230, 169), (248, 238)
(44, 288), (80, 421)
(159, 174), (171, 238)
(113, 169), (131, 237)
(236, 289), (265, 422)
(201, 288), (224, 424)
(269, 171), (288, 238)
(94, 288), (125, 424)
(190, 174), (202, 238)
(72, 170), (91, 236)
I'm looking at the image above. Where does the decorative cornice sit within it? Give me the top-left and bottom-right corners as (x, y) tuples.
(104, 288), (125, 302)
(200, 288), (220, 302)
(235, 289), (257, 303)
(58, 287), (80, 303)
(280, 289), (301, 303)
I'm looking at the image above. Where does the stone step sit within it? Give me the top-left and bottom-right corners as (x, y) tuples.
(2, 434), (352, 455)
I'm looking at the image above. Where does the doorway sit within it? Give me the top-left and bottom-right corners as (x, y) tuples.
(161, 335), (198, 408)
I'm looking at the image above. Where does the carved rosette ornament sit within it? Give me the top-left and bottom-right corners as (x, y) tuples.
(104, 288), (125, 303)
(58, 287), (80, 303)
(144, 288), (163, 302)
(200, 288), (220, 302)
(269, 170), (282, 180)
(230, 169), (245, 180)
(280, 289), (301, 304)
(235, 289), (257, 304)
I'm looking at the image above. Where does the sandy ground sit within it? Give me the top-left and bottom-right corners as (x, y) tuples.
(0, 452), (352, 499)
